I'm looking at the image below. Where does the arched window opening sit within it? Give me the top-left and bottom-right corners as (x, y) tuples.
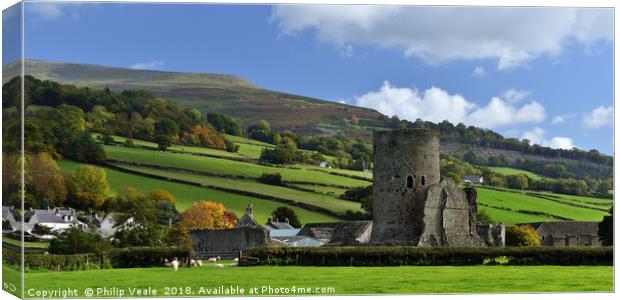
(406, 175), (414, 189)
(421, 175), (426, 186)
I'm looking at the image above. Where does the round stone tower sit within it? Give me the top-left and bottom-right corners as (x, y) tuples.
(370, 128), (440, 245)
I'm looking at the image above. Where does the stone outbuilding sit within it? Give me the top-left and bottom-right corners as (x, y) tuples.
(520, 221), (601, 247)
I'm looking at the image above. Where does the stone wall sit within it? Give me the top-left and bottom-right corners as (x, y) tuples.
(417, 180), (485, 246)
(371, 129), (440, 244)
(189, 227), (269, 259)
(477, 223), (506, 247)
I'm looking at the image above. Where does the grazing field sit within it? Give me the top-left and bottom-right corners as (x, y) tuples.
(294, 164), (373, 179)
(111, 164), (362, 214)
(96, 134), (244, 159)
(476, 187), (610, 224)
(487, 167), (548, 181)
(58, 160), (339, 224)
(103, 146), (370, 187)
(290, 183), (349, 196)
(11, 264), (612, 296)
(476, 206), (558, 225)
(2, 237), (49, 248)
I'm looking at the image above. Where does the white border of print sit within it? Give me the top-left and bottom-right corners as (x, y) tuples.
(0, 1), (617, 300)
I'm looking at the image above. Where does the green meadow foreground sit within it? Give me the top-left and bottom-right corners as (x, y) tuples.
(6, 264), (612, 296)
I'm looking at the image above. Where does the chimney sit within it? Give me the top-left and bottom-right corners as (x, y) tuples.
(245, 204), (254, 217)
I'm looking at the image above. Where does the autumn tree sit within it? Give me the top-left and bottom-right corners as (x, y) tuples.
(178, 200), (235, 229)
(147, 189), (177, 205)
(28, 152), (67, 207)
(505, 225), (541, 246)
(66, 165), (109, 209)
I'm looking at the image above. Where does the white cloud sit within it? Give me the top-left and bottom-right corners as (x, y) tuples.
(271, 6), (612, 70)
(502, 89), (531, 103)
(465, 98), (545, 129)
(582, 106), (613, 129)
(472, 66), (486, 77)
(27, 3), (64, 20)
(521, 127), (545, 145)
(521, 127), (576, 149)
(545, 137), (576, 150)
(551, 114), (574, 124)
(129, 61), (164, 70)
(25, 2), (91, 21)
(354, 81), (545, 129)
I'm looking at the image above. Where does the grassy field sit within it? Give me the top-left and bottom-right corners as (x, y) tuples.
(103, 146), (369, 188)
(8, 264), (612, 296)
(476, 206), (558, 225)
(290, 183), (349, 196)
(2, 237), (49, 249)
(487, 167), (549, 181)
(476, 187), (610, 224)
(95, 134), (245, 159)
(294, 164), (373, 179)
(111, 164), (362, 214)
(58, 160), (339, 224)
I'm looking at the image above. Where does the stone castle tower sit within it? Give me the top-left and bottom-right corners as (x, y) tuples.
(370, 129), (440, 244)
(370, 128), (485, 246)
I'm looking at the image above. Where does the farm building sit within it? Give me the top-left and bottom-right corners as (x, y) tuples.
(2, 206), (84, 234)
(297, 221), (373, 245)
(462, 175), (484, 185)
(520, 221), (601, 247)
(263, 218), (295, 230)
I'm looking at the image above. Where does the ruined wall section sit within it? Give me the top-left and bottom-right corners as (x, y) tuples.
(417, 180), (485, 246)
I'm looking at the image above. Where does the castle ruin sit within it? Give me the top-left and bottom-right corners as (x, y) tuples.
(370, 129), (488, 246)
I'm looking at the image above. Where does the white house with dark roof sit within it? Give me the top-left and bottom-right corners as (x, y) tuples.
(462, 175), (484, 185)
(2, 206), (84, 233)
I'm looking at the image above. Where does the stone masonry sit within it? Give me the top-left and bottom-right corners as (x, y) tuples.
(370, 128), (486, 246)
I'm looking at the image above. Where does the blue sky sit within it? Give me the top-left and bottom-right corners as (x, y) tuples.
(5, 2), (614, 153)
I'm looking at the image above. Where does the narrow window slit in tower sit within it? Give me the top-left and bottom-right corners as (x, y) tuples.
(421, 175), (426, 186)
(406, 175), (414, 189)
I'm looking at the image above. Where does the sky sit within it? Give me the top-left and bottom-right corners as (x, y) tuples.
(3, 2), (615, 154)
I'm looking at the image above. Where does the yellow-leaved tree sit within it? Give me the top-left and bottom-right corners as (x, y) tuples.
(178, 200), (236, 229)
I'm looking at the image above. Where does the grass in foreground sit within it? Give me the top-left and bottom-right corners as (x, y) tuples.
(14, 264), (612, 296)
(58, 160), (339, 224)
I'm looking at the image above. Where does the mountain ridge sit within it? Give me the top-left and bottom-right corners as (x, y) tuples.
(2, 59), (612, 168)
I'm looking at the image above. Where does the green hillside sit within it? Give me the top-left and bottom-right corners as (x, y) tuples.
(476, 187), (612, 225)
(110, 164), (362, 214)
(487, 167), (549, 181)
(58, 160), (339, 224)
(103, 145), (369, 188)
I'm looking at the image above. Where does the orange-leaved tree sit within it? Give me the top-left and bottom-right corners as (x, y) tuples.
(178, 200), (236, 229)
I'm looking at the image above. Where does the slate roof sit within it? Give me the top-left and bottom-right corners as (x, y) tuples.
(521, 221), (600, 237)
(2, 206), (15, 219)
(269, 229), (301, 237)
(263, 218), (295, 230)
(297, 222), (340, 240)
(329, 221), (373, 245)
(236, 212), (260, 228)
(297, 221), (373, 245)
